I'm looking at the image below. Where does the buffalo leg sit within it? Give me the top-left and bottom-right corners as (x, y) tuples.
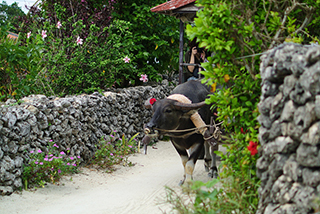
(185, 143), (203, 183)
(204, 142), (218, 178)
(172, 143), (189, 185)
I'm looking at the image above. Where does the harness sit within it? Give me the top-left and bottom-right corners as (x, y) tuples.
(142, 117), (223, 154)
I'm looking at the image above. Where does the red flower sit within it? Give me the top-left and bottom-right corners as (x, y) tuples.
(241, 127), (245, 134)
(149, 98), (157, 105)
(247, 141), (258, 156)
(240, 127), (248, 134)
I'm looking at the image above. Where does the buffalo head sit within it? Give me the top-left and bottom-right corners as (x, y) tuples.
(145, 98), (206, 133)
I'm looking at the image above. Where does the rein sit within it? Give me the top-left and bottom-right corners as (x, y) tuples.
(146, 121), (223, 139)
(142, 119), (228, 155)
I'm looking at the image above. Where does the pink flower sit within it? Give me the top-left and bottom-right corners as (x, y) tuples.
(41, 30), (47, 39)
(30, 150), (34, 153)
(49, 139), (53, 142)
(48, 158), (53, 162)
(77, 156), (81, 159)
(56, 21), (62, 29)
(110, 153), (113, 156)
(128, 145), (132, 148)
(58, 169), (61, 173)
(34, 161), (38, 164)
(110, 135), (114, 138)
(49, 154), (53, 157)
(72, 164), (77, 166)
(39, 162), (43, 165)
(27, 32), (31, 38)
(123, 56), (130, 63)
(67, 163), (70, 165)
(60, 151), (65, 155)
(76, 36), (83, 45)
(70, 157), (74, 160)
(38, 149), (42, 153)
(44, 157), (48, 161)
(53, 143), (59, 148)
(140, 74), (148, 82)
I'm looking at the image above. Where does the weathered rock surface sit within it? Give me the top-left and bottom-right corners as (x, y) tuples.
(257, 43), (320, 213)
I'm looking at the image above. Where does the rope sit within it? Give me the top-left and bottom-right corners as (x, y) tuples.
(148, 121), (223, 139)
(153, 125), (207, 139)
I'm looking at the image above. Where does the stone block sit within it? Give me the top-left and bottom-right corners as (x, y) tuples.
(300, 121), (320, 146)
(0, 186), (13, 195)
(282, 75), (298, 98)
(291, 185), (315, 210)
(283, 155), (302, 182)
(269, 120), (282, 140)
(297, 144), (320, 167)
(289, 83), (311, 105)
(270, 175), (292, 204)
(280, 100), (296, 122)
(302, 168), (320, 187)
(300, 60), (320, 95)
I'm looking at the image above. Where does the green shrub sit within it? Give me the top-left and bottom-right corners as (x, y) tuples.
(42, 19), (137, 95)
(90, 132), (139, 172)
(22, 132), (139, 190)
(6, 0), (180, 98)
(0, 24), (46, 101)
(112, 0), (181, 82)
(165, 178), (259, 214)
(22, 140), (81, 190)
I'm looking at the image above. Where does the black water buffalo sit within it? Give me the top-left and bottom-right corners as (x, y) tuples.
(144, 80), (220, 184)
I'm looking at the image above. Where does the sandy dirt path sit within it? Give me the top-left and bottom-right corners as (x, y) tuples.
(0, 141), (216, 214)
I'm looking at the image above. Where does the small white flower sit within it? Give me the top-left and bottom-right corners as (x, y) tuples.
(41, 30), (47, 39)
(56, 21), (62, 29)
(76, 36), (83, 45)
(123, 56), (130, 63)
(140, 74), (148, 83)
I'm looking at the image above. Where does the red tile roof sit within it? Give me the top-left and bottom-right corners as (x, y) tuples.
(151, 0), (196, 13)
(7, 31), (18, 40)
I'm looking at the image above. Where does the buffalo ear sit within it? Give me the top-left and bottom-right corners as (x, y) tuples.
(144, 97), (157, 109)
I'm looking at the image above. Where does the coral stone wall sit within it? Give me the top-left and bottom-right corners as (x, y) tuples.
(257, 43), (320, 213)
(0, 80), (175, 195)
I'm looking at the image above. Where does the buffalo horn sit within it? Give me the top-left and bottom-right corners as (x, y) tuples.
(173, 101), (206, 111)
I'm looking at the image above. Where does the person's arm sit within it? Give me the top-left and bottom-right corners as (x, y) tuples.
(188, 47), (197, 73)
(200, 51), (207, 71)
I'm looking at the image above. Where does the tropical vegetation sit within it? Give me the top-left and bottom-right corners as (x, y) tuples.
(2, 0), (320, 212)
(0, 0), (180, 101)
(166, 0), (320, 213)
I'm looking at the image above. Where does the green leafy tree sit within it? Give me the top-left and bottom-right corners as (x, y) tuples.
(112, 0), (181, 85)
(0, 1), (25, 31)
(4, 0), (181, 98)
(182, 0), (320, 212)
(0, 23), (45, 101)
(12, 0), (136, 96)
